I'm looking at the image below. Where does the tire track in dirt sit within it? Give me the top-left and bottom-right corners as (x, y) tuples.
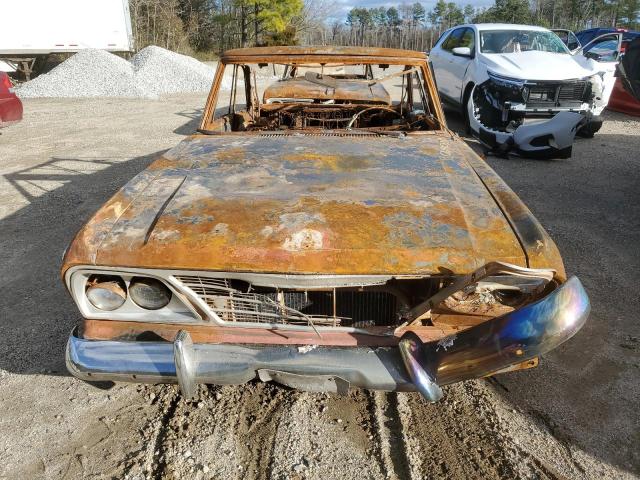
(365, 391), (413, 480)
(149, 387), (181, 480)
(115, 380), (575, 479)
(232, 383), (292, 480)
(399, 381), (554, 479)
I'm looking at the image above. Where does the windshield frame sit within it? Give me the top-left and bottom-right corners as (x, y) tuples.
(479, 29), (571, 55)
(200, 52), (446, 134)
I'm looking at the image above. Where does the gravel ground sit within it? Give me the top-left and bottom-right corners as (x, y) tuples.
(17, 47), (224, 98)
(0, 95), (638, 479)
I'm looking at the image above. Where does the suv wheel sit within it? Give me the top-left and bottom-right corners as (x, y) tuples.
(576, 116), (603, 138)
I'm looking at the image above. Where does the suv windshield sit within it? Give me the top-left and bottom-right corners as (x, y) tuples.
(480, 30), (569, 54)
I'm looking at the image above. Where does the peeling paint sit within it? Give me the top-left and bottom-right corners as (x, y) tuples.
(283, 229), (324, 251)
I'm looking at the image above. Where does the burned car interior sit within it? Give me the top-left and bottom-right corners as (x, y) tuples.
(200, 59), (442, 134)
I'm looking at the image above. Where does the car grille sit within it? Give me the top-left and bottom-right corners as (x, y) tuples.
(173, 275), (398, 327)
(526, 81), (589, 108)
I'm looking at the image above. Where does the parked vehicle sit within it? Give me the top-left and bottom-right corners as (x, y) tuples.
(575, 27), (640, 49)
(62, 46), (589, 402)
(552, 28), (640, 116)
(611, 36), (640, 115)
(0, 72), (23, 128)
(0, 0), (133, 79)
(429, 23), (622, 158)
(607, 78), (640, 116)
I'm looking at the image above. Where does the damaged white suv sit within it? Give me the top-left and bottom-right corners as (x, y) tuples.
(430, 23), (622, 158)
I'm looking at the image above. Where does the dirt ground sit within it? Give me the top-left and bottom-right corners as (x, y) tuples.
(0, 95), (638, 480)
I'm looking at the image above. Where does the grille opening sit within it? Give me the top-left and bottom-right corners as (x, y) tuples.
(173, 275), (439, 328)
(525, 81), (590, 108)
(263, 290), (398, 327)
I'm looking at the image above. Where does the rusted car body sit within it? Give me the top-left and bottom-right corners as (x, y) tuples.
(63, 46), (589, 401)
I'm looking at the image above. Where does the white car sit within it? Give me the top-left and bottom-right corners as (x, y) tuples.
(429, 23), (622, 158)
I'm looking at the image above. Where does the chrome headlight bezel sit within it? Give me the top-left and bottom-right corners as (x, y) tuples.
(67, 267), (200, 323)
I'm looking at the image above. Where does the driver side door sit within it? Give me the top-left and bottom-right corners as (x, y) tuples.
(578, 33), (623, 108)
(430, 27), (465, 102)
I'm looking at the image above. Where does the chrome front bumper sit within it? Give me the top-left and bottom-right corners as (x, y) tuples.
(66, 277), (590, 401)
(66, 331), (415, 396)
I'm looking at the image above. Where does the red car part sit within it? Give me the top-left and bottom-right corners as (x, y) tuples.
(0, 72), (23, 127)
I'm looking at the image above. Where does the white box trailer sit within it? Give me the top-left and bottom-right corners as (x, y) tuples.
(0, 0), (133, 78)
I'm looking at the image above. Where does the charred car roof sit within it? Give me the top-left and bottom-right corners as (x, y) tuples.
(220, 46), (427, 64)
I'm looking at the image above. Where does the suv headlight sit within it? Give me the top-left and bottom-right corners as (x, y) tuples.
(487, 70), (526, 88)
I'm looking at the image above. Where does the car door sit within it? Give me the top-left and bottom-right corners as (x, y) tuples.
(446, 27), (475, 103)
(429, 27), (465, 101)
(619, 37), (640, 102)
(578, 33), (623, 107)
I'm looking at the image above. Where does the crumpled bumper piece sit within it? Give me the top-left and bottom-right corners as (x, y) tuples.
(399, 276), (589, 401)
(468, 93), (584, 159)
(66, 277), (589, 400)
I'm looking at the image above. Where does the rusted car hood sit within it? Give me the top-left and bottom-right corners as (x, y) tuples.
(65, 133), (526, 275)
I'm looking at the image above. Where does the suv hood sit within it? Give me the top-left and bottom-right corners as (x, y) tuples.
(65, 133), (525, 275)
(480, 51), (599, 81)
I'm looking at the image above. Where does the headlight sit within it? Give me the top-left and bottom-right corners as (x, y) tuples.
(86, 276), (127, 311)
(129, 277), (172, 310)
(487, 71), (526, 88)
(69, 268), (198, 322)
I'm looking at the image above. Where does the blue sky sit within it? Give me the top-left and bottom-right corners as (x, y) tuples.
(330, 0), (496, 21)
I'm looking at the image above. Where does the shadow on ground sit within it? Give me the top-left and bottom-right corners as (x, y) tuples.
(483, 132), (640, 474)
(173, 108), (203, 135)
(0, 150), (165, 376)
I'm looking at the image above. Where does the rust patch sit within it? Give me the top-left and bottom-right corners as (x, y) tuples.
(215, 146), (246, 163)
(81, 319), (464, 347)
(62, 135), (527, 276)
(284, 152), (370, 172)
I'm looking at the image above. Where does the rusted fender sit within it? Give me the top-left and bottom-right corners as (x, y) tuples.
(462, 148), (566, 280)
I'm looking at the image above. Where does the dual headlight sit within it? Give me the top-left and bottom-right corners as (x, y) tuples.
(86, 275), (172, 311)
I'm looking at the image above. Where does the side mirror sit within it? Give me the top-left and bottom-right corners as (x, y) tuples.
(452, 46), (472, 57)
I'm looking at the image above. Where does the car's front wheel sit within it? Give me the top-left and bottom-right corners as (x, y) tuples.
(462, 84), (475, 135)
(576, 116), (604, 138)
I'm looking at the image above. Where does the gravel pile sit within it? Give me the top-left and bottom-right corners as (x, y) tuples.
(17, 49), (138, 98)
(17, 46), (228, 98)
(133, 45), (220, 96)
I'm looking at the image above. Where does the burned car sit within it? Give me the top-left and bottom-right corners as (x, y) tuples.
(63, 47), (589, 402)
(430, 24), (622, 158)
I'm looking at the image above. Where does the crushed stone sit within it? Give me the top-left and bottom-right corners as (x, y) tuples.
(17, 46), (229, 98)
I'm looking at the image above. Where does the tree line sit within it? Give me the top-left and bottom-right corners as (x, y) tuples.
(127, 0), (639, 56)
(301, 0), (640, 50)
(129, 0), (304, 56)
